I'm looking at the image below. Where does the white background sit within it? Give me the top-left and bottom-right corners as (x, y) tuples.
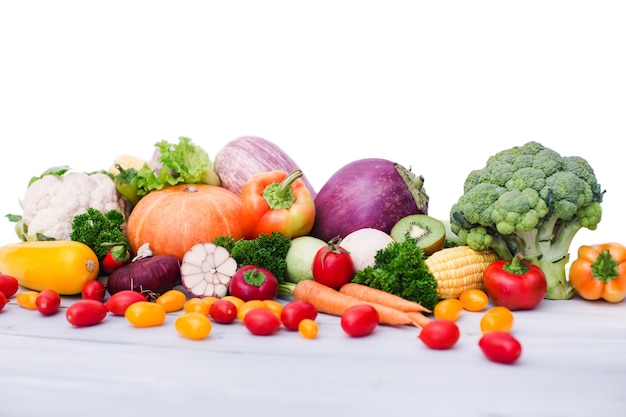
(1, 1), (624, 253)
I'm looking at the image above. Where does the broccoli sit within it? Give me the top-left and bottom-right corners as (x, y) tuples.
(351, 240), (440, 311)
(450, 141), (604, 299)
(69, 208), (131, 261)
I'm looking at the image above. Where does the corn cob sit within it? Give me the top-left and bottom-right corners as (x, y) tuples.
(425, 246), (500, 299)
(108, 154), (146, 175)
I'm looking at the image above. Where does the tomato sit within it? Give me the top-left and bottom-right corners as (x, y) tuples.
(82, 280), (106, 302)
(66, 300), (108, 327)
(281, 300), (318, 331)
(340, 304), (379, 337)
(209, 299), (238, 324)
(183, 298), (210, 316)
(262, 299), (284, 319)
(479, 331), (522, 364)
(0, 274), (19, 298)
(221, 295), (245, 310)
(480, 306), (514, 333)
(0, 292), (7, 312)
(312, 238), (355, 290)
(298, 318), (319, 339)
(175, 312), (212, 340)
(433, 298), (464, 321)
(124, 301), (167, 327)
(16, 290), (39, 310)
(36, 289), (61, 316)
(105, 290), (148, 315)
(459, 289), (489, 312)
(155, 289), (187, 312)
(237, 299), (268, 321)
(200, 296), (219, 309)
(243, 307), (281, 335)
(418, 319), (460, 349)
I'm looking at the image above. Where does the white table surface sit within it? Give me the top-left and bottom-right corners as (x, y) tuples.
(1, 285), (624, 417)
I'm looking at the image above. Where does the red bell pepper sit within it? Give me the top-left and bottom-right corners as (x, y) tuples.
(483, 254), (547, 310)
(240, 169), (316, 239)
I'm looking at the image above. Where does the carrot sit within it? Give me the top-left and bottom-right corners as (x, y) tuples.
(338, 282), (432, 313)
(406, 311), (432, 328)
(292, 279), (418, 327)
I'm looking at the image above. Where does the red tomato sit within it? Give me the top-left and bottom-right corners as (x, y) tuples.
(312, 238), (355, 290)
(209, 299), (238, 324)
(0, 274), (19, 298)
(66, 300), (108, 327)
(479, 331), (522, 364)
(418, 319), (460, 349)
(82, 280), (106, 302)
(104, 290), (148, 316)
(281, 300), (318, 331)
(0, 292), (7, 312)
(243, 308), (281, 335)
(341, 304), (379, 337)
(36, 289), (61, 316)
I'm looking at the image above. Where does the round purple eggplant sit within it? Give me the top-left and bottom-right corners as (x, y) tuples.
(310, 158), (429, 241)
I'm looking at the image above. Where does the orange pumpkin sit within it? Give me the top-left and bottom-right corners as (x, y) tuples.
(126, 184), (244, 260)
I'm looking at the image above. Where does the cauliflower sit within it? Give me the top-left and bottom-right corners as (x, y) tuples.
(450, 141), (604, 300)
(12, 168), (130, 241)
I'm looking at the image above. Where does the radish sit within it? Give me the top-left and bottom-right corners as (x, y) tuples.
(180, 242), (238, 298)
(340, 228), (394, 272)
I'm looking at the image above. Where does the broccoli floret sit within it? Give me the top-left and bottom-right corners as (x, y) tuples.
(450, 141), (605, 300)
(351, 240), (440, 311)
(69, 208), (130, 263)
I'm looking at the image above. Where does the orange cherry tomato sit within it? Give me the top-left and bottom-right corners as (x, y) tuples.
(16, 291), (39, 310)
(298, 318), (319, 339)
(183, 298), (210, 316)
(200, 296), (219, 309)
(237, 299), (268, 321)
(459, 289), (489, 312)
(433, 298), (464, 321)
(155, 289), (187, 313)
(221, 295), (245, 310)
(262, 299), (284, 319)
(480, 306), (514, 333)
(125, 301), (166, 327)
(175, 312), (212, 340)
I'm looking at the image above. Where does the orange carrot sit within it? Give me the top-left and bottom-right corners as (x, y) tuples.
(406, 311), (432, 328)
(339, 282), (432, 314)
(292, 280), (417, 327)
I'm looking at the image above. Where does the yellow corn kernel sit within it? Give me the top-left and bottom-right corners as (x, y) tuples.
(425, 246), (500, 299)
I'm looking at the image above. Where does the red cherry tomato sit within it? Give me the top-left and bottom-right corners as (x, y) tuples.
(66, 300), (108, 327)
(209, 299), (238, 324)
(104, 290), (148, 316)
(280, 300), (318, 331)
(312, 238), (355, 290)
(418, 319), (460, 349)
(0, 274), (19, 298)
(243, 308), (281, 335)
(479, 331), (522, 364)
(0, 292), (7, 312)
(35, 289), (61, 316)
(82, 280), (106, 302)
(340, 304), (379, 337)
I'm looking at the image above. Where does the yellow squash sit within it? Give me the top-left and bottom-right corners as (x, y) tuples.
(0, 240), (99, 295)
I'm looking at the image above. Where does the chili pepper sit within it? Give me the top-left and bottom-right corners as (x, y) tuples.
(101, 244), (131, 275)
(483, 253), (547, 310)
(240, 169), (316, 239)
(114, 164), (140, 206)
(569, 243), (626, 303)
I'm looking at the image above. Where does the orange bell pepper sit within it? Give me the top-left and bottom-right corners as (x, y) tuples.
(240, 169), (316, 239)
(569, 243), (626, 303)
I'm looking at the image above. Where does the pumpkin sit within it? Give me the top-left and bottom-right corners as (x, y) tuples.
(126, 184), (244, 260)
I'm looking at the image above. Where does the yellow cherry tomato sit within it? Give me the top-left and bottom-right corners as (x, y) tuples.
(237, 299), (268, 321)
(480, 306), (514, 333)
(433, 298), (464, 321)
(221, 295), (245, 310)
(175, 312), (212, 340)
(155, 289), (187, 313)
(298, 318), (319, 339)
(125, 301), (166, 328)
(262, 299), (284, 319)
(183, 298), (210, 316)
(459, 289), (489, 312)
(16, 290), (39, 310)
(200, 296), (219, 309)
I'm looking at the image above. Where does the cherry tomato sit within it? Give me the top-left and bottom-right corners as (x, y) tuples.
(298, 318), (319, 339)
(237, 299), (268, 321)
(243, 307), (281, 335)
(459, 289), (489, 312)
(16, 290), (39, 310)
(480, 306), (514, 333)
(0, 292), (7, 312)
(82, 280), (106, 302)
(479, 331), (522, 364)
(262, 299), (284, 319)
(418, 319), (460, 349)
(312, 238), (355, 290)
(433, 298), (464, 321)
(105, 290), (148, 315)
(221, 295), (245, 310)
(281, 300), (318, 331)
(155, 289), (187, 312)
(200, 296), (219, 309)
(341, 304), (379, 337)
(36, 289), (61, 316)
(0, 274), (19, 298)
(124, 301), (167, 327)
(66, 300), (108, 327)
(175, 312), (212, 340)
(209, 299), (238, 324)
(183, 298), (210, 316)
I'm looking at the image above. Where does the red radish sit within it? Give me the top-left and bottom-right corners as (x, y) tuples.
(181, 242), (238, 298)
(229, 265), (279, 301)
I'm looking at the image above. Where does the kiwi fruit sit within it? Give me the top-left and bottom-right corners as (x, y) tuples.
(390, 214), (446, 255)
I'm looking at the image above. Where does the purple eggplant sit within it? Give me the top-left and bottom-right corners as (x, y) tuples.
(310, 158), (429, 242)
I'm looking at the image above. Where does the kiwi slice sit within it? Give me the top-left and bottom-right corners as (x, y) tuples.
(390, 214), (446, 255)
